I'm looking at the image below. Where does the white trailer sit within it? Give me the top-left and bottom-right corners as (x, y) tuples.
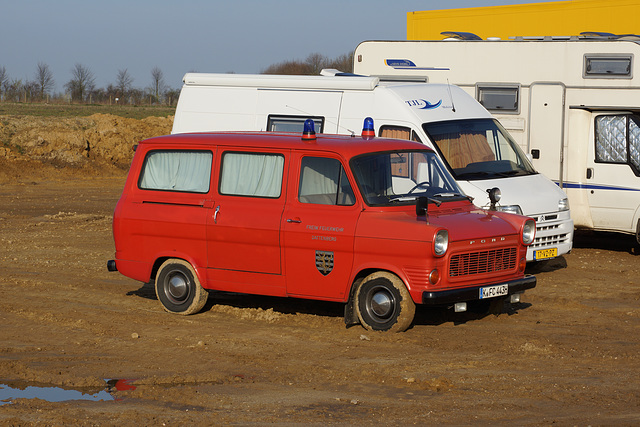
(353, 37), (640, 243)
(172, 72), (573, 261)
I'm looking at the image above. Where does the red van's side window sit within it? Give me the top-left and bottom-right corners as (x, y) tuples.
(139, 150), (213, 193)
(298, 157), (355, 205)
(219, 152), (285, 198)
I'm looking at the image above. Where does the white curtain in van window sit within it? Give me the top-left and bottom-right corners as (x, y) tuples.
(220, 153), (284, 197)
(140, 151), (213, 193)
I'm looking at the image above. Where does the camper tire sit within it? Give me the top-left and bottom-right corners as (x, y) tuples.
(155, 259), (208, 315)
(355, 271), (415, 332)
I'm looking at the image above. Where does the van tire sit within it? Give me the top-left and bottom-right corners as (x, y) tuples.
(155, 259), (208, 315)
(355, 271), (415, 332)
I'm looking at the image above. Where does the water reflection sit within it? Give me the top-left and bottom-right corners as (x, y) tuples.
(0, 379), (136, 405)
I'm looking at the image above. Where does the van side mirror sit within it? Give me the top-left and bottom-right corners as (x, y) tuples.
(530, 149), (540, 160)
(416, 197), (428, 217)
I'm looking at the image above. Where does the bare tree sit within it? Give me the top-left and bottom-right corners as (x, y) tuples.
(0, 66), (8, 101)
(116, 68), (133, 101)
(262, 52), (353, 75)
(327, 51), (354, 73)
(149, 66), (166, 103)
(305, 53), (329, 75)
(34, 62), (55, 101)
(65, 63), (96, 102)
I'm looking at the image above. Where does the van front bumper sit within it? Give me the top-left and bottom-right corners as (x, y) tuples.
(421, 275), (536, 305)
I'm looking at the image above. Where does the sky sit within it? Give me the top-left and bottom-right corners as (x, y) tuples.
(1, 0), (555, 93)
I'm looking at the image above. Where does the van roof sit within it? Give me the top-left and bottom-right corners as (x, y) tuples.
(141, 131), (433, 157)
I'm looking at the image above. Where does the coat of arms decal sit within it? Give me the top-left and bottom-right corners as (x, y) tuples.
(315, 250), (334, 276)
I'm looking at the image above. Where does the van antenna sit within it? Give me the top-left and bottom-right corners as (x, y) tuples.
(446, 79), (456, 112)
(285, 104), (355, 136)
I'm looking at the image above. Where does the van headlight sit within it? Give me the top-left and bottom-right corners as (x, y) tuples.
(522, 219), (536, 245)
(558, 198), (569, 212)
(434, 230), (449, 256)
(498, 205), (523, 215)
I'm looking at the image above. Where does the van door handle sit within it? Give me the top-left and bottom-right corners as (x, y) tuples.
(286, 217), (302, 223)
(214, 205), (220, 224)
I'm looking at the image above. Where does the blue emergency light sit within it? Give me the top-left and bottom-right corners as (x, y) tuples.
(302, 119), (316, 140)
(362, 117), (375, 138)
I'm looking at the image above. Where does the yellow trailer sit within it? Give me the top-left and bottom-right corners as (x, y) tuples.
(407, 0), (640, 41)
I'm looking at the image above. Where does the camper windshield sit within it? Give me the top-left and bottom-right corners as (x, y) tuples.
(423, 119), (537, 180)
(350, 150), (467, 207)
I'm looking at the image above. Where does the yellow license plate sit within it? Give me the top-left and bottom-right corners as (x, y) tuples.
(534, 248), (557, 260)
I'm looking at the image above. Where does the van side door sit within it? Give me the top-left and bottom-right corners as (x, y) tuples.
(206, 149), (288, 284)
(282, 153), (361, 300)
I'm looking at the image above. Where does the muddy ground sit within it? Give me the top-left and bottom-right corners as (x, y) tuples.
(0, 115), (639, 425)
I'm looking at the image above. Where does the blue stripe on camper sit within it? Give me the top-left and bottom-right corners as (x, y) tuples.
(557, 181), (640, 192)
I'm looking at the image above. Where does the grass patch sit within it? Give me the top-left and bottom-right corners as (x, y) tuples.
(0, 103), (175, 120)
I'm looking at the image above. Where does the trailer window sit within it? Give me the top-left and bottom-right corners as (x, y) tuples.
(476, 85), (520, 113)
(298, 157), (355, 205)
(267, 115), (325, 133)
(584, 54), (633, 79)
(139, 150), (213, 193)
(595, 115), (640, 175)
(220, 152), (285, 198)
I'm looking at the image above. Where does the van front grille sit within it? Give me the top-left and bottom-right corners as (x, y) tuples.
(449, 247), (517, 277)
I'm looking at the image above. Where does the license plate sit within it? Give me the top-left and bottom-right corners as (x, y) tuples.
(534, 247), (558, 260)
(479, 284), (509, 299)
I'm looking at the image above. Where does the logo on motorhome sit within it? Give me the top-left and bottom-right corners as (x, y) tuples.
(405, 99), (442, 110)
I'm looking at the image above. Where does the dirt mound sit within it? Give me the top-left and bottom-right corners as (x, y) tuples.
(0, 113), (173, 182)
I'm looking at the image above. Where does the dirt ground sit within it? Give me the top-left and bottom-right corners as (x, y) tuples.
(0, 115), (639, 425)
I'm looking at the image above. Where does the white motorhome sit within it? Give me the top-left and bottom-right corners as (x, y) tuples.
(172, 72), (573, 261)
(353, 37), (640, 244)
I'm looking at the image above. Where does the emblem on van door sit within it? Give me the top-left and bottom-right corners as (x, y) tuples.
(315, 251), (334, 276)
(405, 99), (443, 110)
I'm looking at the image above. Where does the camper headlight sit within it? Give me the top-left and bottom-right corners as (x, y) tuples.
(434, 230), (449, 256)
(558, 198), (570, 212)
(522, 219), (536, 245)
(497, 205), (523, 215)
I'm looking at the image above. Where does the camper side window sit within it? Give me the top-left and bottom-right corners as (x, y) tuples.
(379, 125), (422, 143)
(298, 157), (355, 205)
(267, 115), (325, 133)
(584, 55), (633, 79)
(595, 115), (640, 176)
(476, 85), (520, 113)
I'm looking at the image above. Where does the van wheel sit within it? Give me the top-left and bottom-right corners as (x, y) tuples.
(155, 259), (208, 315)
(355, 271), (415, 332)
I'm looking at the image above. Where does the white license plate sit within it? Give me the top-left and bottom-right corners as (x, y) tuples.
(479, 284), (509, 299)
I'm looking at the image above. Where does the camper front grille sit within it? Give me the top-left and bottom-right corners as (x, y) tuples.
(449, 247), (517, 277)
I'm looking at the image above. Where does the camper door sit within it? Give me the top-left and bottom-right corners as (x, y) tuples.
(587, 112), (640, 234)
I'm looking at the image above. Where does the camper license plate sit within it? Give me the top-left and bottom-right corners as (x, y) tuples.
(534, 248), (557, 260)
(479, 284), (508, 299)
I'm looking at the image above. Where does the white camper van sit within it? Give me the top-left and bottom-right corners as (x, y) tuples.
(172, 72), (573, 261)
(353, 37), (640, 244)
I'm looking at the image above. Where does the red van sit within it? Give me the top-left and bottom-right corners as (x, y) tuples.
(108, 120), (536, 332)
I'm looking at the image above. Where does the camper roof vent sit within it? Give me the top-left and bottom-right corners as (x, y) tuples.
(441, 31), (482, 41)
